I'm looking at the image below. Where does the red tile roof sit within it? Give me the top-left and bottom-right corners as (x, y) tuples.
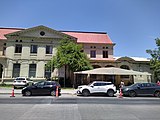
(0, 28), (23, 40)
(62, 31), (113, 44)
(0, 27), (113, 44)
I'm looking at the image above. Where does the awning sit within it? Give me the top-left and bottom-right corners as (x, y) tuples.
(74, 67), (151, 75)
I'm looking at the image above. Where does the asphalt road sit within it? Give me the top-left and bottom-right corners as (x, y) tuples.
(0, 94), (160, 120)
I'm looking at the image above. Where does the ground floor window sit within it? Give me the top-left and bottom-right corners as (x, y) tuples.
(44, 64), (51, 79)
(29, 64), (36, 78)
(12, 63), (20, 78)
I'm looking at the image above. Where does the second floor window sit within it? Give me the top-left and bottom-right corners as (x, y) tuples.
(15, 44), (22, 53)
(30, 45), (37, 54)
(90, 50), (96, 58)
(103, 51), (108, 58)
(46, 45), (52, 54)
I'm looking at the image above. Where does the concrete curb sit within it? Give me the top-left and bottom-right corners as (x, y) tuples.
(0, 88), (76, 95)
(0, 88), (120, 96)
(0, 93), (75, 95)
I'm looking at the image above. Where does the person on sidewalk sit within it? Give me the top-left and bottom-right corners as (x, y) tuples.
(157, 80), (160, 86)
(120, 80), (125, 88)
(118, 80), (125, 93)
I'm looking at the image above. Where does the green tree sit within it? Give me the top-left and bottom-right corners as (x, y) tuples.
(53, 38), (93, 71)
(146, 38), (160, 81)
(46, 37), (93, 86)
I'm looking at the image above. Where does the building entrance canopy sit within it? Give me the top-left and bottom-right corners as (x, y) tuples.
(74, 67), (151, 76)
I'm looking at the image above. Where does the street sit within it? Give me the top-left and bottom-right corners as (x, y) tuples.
(0, 94), (160, 120)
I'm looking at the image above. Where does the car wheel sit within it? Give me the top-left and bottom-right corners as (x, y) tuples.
(107, 90), (114, 97)
(82, 89), (90, 96)
(154, 91), (160, 97)
(50, 90), (56, 96)
(24, 90), (31, 96)
(129, 91), (136, 97)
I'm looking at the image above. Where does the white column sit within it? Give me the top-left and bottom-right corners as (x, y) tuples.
(7, 60), (13, 78)
(36, 61), (45, 78)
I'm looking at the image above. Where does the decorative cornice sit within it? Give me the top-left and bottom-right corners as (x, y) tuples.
(5, 25), (77, 41)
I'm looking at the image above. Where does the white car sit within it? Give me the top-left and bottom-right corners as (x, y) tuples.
(77, 81), (117, 97)
(13, 77), (33, 88)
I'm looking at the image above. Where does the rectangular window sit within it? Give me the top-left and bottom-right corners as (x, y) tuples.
(103, 51), (108, 58)
(12, 64), (20, 78)
(15, 44), (22, 53)
(44, 64), (51, 79)
(90, 50), (96, 58)
(30, 45), (37, 53)
(29, 64), (36, 78)
(46, 45), (52, 54)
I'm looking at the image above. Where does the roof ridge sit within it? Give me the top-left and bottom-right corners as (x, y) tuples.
(0, 27), (107, 34)
(0, 27), (25, 30)
(61, 30), (107, 34)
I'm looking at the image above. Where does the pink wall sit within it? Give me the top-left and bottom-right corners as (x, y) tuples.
(80, 43), (114, 60)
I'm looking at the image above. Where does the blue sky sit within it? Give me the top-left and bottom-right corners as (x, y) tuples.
(0, 0), (160, 58)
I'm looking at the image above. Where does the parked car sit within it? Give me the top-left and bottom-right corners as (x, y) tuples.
(122, 83), (160, 97)
(77, 81), (117, 97)
(22, 81), (61, 96)
(13, 77), (33, 88)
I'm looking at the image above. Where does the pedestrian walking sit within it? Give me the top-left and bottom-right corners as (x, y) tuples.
(119, 80), (125, 93)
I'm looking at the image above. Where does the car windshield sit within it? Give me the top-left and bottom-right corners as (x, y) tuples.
(88, 82), (93, 86)
(34, 81), (45, 86)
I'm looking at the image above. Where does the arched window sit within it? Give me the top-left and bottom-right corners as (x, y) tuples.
(120, 65), (130, 70)
(105, 65), (115, 67)
(92, 65), (101, 69)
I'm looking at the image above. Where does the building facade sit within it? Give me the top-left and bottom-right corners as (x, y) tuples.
(0, 25), (152, 86)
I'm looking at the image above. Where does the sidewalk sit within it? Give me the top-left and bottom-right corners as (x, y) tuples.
(0, 87), (76, 95)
